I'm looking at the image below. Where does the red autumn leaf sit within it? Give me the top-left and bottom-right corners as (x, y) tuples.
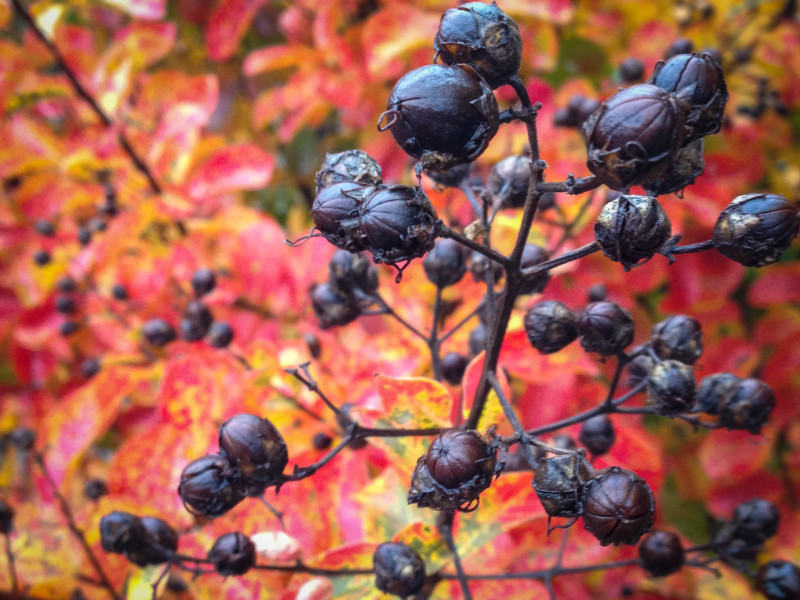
(189, 143), (275, 199)
(205, 0), (270, 61)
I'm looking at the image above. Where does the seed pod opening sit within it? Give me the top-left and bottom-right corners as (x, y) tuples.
(314, 150), (382, 194)
(373, 542), (426, 597)
(207, 532), (256, 576)
(577, 301), (635, 356)
(650, 314), (703, 364)
(638, 530), (685, 577)
(532, 454), (594, 519)
(178, 454), (245, 518)
(524, 300), (578, 355)
(647, 360), (697, 415)
(594, 195), (672, 270)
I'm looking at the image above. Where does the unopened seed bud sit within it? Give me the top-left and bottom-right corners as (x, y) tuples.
(577, 302), (635, 355)
(650, 315), (703, 364)
(373, 542), (426, 597)
(647, 360), (697, 415)
(207, 532), (256, 576)
(718, 378), (775, 433)
(638, 530), (685, 576)
(218, 414), (288, 487)
(524, 300), (577, 354)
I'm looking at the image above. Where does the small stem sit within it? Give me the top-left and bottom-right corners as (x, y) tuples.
(253, 561), (374, 576)
(439, 512), (473, 600)
(551, 190), (596, 254)
(440, 557), (641, 581)
(438, 305), (481, 344)
(151, 563), (171, 600)
(536, 176), (601, 196)
(671, 240), (715, 254)
(602, 355), (628, 408)
(488, 373), (538, 470)
(373, 293), (428, 341)
(520, 242), (601, 280)
(3, 533), (17, 594)
(439, 227), (510, 268)
(459, 180), (483, 216)
(355, 426), (450, 438)
(285, 363), (341, 417)
(430, 287), (444, 381)
(283, 435), (353, 481)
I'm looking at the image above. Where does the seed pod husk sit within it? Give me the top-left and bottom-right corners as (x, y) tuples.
(532, 454), (594, 518)
(626, 344), (657, 387)
(650, 314), (703, 364)
(647, 360), (697, 415)
(373, 542), (426, 597)
(577, 301), (635, 355)
(126, 516), (179, 566)
(644, 138), (706, 196)
(218, 413), (288, 488)
(579, 415), (616, 456)
(524, 300), (577, 355)
(488, 155), (530, 208)
(696, 372), (739, 415)
(594, 195), (672, 270)
(311, 181), (375, 252)
(99, 511), (146, 554)
(315, 150), (382, 194)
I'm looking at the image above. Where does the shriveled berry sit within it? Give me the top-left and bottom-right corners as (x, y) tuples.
(757, 561), (800, 600)
(519, 244), (550, 294)
(379, 64), (499, 171)
(81, 357), (101, 379)
(468, 323), (488, 356)
(650, 315), (703, 364)
(524, 300), (577, 354)
(619, 57), (645, 82)
(84, 478), (108, 500)
(533, 454), (594, 518)
(578, 301), (635, 355)
(112, 284), (128, 301)
(712, 193), (799, 267)
(594, 195), (672, 270)
(579, 415), (616, 456)
(488, 155), (530, 208)
(719, 378), (775, 433)
(207, 532), (256, 576)
(126, 516), (179, 566)
(178, 454), (245, 518)
(60, 321), (79, 337)
(191, 268), (216, 296)
(647, 360), (697, 415)
(581, 466), (655, 546)
(373, 542), (426, 597)
(0, 502), (13, 534)
(35, 220), (55, 236)
(33, 250), (51, 266)
(329, 250), (378, 294)
(408, 430), (498, 512)
(218, 414), (288, 488)
(311, 282), (360, 329)
(55, 295), (77, 314)
(100, 511), (146, 554)
(440, 352), (468, 385)
(638, 530), (685, 576)
(584, 84), (686, 191)
(643, 137), (706, 196)
(696, 372), (739, 414)
(207, 321), (234, 348)
(142, 319), (176, 346)
(311, 182), (374, 252)
(423, 238), (467, 288)
(315, 149), (382, 194)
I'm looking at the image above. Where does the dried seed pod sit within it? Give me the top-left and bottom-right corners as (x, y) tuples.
(729, 498), (781, 546)
(643, 138), (706, 196)
(328, 250), (378, 295)
(358, 185), (440, 265)
(712, 193), (799, 267)
(579, 415), (616, 456)
(207, 321), (234, 348)
(519, 244), (550, 294)
(440, 352), (469, 385)
(757, 561), (800, 600)
(423, 238), (468, 288)
(207, 532), (256, 576)
(649, 53), (728, 142)
(81, 357), (101, 379)
(581, 466), (655, 546)
(142, 318), (176, 347)
(696, 372), (740, 414)
(587, 283), (607, 303)
(34, 219), (55, 236)
(57, 276), (76, 292)
(554, 95), (601, 128)
(178, 454), (245, 518)
(650, 314), (703, 364)
(218, 414), (288, 488)
(112, 284), (128, 301)
(373, 542), (426, 597)
(584, 84), (686, 191)
(532, 454), (594, 518)
(647, 360), (697, 415)
(625, 345), (656, 387)
(379, 64), (499, 171)
(311, 182), (375, 252)
(594, 195), (672, 269)
(100, 511), (146, 554)
(60, 321), (79, 337)
(638, 530), (685, 577)
(524, 300), (578, 354)
(126, 516), (179, 566)
(577, 301), (635, 356)
(619, 57), (645, 83)
(433, 2), (522, 89)
(408, 430), (498, 512)
(719, 378), (775, 433)
(314, 150), (382, 194)
(488, 155), (530, 208)
(84, 479), (108, 500)
(310, 282), (361, 329)
(191, 268), (216, 296)
(664, 38), (693, 59)
(0, 502), (12, 535)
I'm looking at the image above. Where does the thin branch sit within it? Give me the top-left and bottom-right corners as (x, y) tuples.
(151, 563), (171, 600)
(430, 287), (444, 381)
(356, 426), (450, 438)
(520, 242), (601, 280)
(536, 175), (601, 196)
(3, 533), (17, 594)
(671, 240), (715, 254)
(373, 293), (428, 341)
(439, 512), (473, 600)
(551, 190), (597, 254)
(439, 226), (510, 268)
(438, 304), (482, 344)
(488, 372), (539, 470)
(440, 557), (641, 581)
(283, 435), (353, 481)
(285, 363), (342, 417)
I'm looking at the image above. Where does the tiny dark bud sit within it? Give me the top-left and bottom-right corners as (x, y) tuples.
(552, 434), (577, 452)
(579, 415), (616, 456)
(180, 318), (205, 342)
(112, 284), (128, 301)
(218, 413), (288, 487)
(178, 454), (245, 518)
(77, 227), (92, 246)
(305, 332), (322, 358)
(581, 466), (655, 546)
(440, 352), (469, 385)
(488, 155), (530, 209)
(469, 250), (503, 283)
(373, 542), (426, 597)
(126, 516), (179, 566)
(647, 360), (697, 415)
(664, 38), (694, 59)
(89, 217), (107, 232)
(524, 300), (578, 355)
(55, 295), (77, 315)
(626, 345), (657, 387)
(191, 268), (217, 296)
(311, 282), (361, 329)
(84, 478), (108, 500)
(100, 511), (146, 554)
(33, 250), (51, 266)
(142, 318), (176, 347)
(468, 323), (488, 356)
(638, 530), (685, 576)
(207, 532), (256, 576)
(34, 219), (55, 236)
(423, 238), (468, 288)
(757, 561), (800, 600)
(594, 195), (672, 270)
(207, 321), (234, 348)
(10, 428), (35, 452)
(329, 250), (379, 294)
(60, 321), (79, 337)
(185, 300), (213, 331)
(312, 432), (333, 450)
(577, 301), (635, 356)
(57, 276), (76, 292)
(0, 501), (13, 534)
(650, 314), (703, 364)
(719, 378), (775, 433)
(315, 149), (382, 194)
(519, 244), (550, 294)
(81, 357), (101, 379)
(696, 372), (739, 414)
(587, 283), (607, 303)
(619, 57), (645, 82)
(533, 454), (594, 518)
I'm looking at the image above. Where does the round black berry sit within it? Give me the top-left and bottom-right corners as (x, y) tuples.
(55, 295), (77, 315)
(650, 314), (703, 364)
(373, 542), (426, 598)
(524, 300), (578, 355)
(638, 530), (685, 577)
(647, 359), (697, 415)
(142, 319), (176, 347)
(440, 352), (469, 385)
(57, 276), (76, 292)
(112, 284), (128, 301)
(207, 321), (234, 348)
(619, 57), (645, 82)
(33, 250), (51, 266)
(757, 561), (800, 600)
(100, 511), (146, 554)
(81, 357), (101, 379)
(423, 238), (468, 288)
(191, 268), (217, 296)
(488, 155), (530, 209)
(328, 250), (378, 295)
(468, 323), (488, 356)
(207, 532), (256, 576)
(60, 321), (79, 337)
(696, 372), (739, 415)
(719, 378), (775, 433)
(84, 478), (108, 500)
(126, 516), (178, 566)
(519, 244), (550, 294)
(664, 38), (694, 59)
(311, 282), (361, 329)
(77, 227), (92, 246)
(34, 220), (55, 236)
(579, 415), (616, 456)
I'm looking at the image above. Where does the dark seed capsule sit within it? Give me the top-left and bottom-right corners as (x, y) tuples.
(329, 250), (378, 294)
(312, 432), (333, 450)
(581, 466), (655, 546)
(0, 501), (13, 534)
(626, 345), (656, 387)
(594, 195), (672, 270)
(127, 516), (179, 566)
(35, 219), (55, 236)
(55, 295), (77, 314)
(587, 284), (607, 303)
(647, 360), (697, 415)
(719, 378), (775, 434)
(60, 321), (79, 337)
(643, 137), (706, 196)
(584, 84), (686, 191)
(757, 561), (800, 600)
(81, 357), (101, 379)
(77, 227), (92, 246)
(185, 300), (213, 330)
(207, 321), (234, 348)
(730, 498), (781, 545)
(373, 542), (426, 598)
(638, 530), (685, 577)
(311, 182), (375, 252)
(488, 155), (530, 209)
(696, 372), (739, 414)
(311, 282), (361, 329)
(142, 318), (176, 347)
(650, 314), (703, 364)
(57, 276), (76, 292)
(532, 454), (594, 518)
(33, 250), (51, 266)
(84, 478), (108, 500)
(468, 323), (488, 356)
(90, 217), (107, 233)
(519, 244), (550, 294)
(568, 94), (602, 126)
(424, 163), (471, 189)
(178, 454), (245, 518)
(191, 268), (216, 296)
(579, 415), (616, 456)
(218, 413), (288, 487)
(207, 532), (256, 576)
(99, 511), (146, 554)
(315, 149), (382, 194)
(112, 284), (128, 301)
(379, 64), (499, 171)
(577, 301), (635, 356)
(712, 193), (799, 267)
(619, 57), (645, 82)
(423, 238), (467, 288)
(552, 434), (577, 452)
(524, 300), (577, 355)
(9, 428), (35, 452)
(304, 332), (322, 358)
(440, 352), (469, 385)
(180, 317), (205, 342)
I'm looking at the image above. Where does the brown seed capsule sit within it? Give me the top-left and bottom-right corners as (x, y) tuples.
(647, 360), (697, 415)
(178, 454), (245, 518)
(379, 64), (499, 171)
(423, 238), (468, 288)
(207, 532), (256, 576)
(408, 430), (498, 512)
(581, 466), (655, 546)
(712, 193), (799, 267)
(696, 372), (740, 415)
(625, 345), (656, 387)
(100, 511), (147, 554)
(524, 300), (578, 355)
(719, 378), (775, 434)
(584, 84), (686, 191)
(373, 542), (426, 597)
(433, 2), (523, 89)
(650, 315), (703, 364)
(730, 498), (781, 545)
(519, 244), (550, 294)
(757, 561), (800, 600)
(126, 516), (179, 566)
(329, 250), (378, 295)
(311, 182), (375, 252)
(532, 454), (594, 518)
(594, 195), (672, 270)
(638, 530), (685, 577)
(310, 282), (361, 329)
(488, 155), (530, 208)
(577, 301), (635, 356)
(314, 149), (382, 194)
(219, 414), (288, 488)
(579, 415), (616, 456)
(644, 138), (706, 197)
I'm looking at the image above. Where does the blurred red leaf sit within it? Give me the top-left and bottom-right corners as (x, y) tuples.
(189, 143), (274, 199)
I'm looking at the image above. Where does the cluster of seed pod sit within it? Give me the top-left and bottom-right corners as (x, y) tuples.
(100, 511), (178, 567)
(311, 249), (380, 328)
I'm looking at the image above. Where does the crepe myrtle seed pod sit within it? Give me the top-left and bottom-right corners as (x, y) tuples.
(696, 372), (739, 414)
(112, 284), (128, 301)
(126, 516), (179, 566)
(712, 193), (799, 268)
(408, 430), (498, 512)
(579, 415), (616, 456)
(619, 57), (645, 83)
(328, 250), (378, 295)
(650, 314), (703, 364)
(638, 530), (685, 577)
(423, 238), (468, 288)
(440, 352), (469, 385)
(142, 318), (176, 347)
(207, 532), (256, 576)
(314, 149), (382, 194)
(581, 466), (655, 546)
(191, 268), (216, 297)
(55, 295), (77, 314)
(594, 195), (672, 270)
(34, 219), (55, 236)
(577, 301), (635, 356)
(757, 561), (800, 600)
(33, 249), (51, 266)
(488, 155), (530, 208)
(519, 244), (550, 294)
(533, 454), (594, 519)
(587, 283), (607, 303)
(358, 185), (440, 265)
(373, 542), (426, 597)
(218, 413), (288, 488)
(433, 2), (522, 89)
(311, 181), (375, 252)
(178, 454), (245, 518)
(647, 360), (697, 415)
(584, 84), (686, 191)
(648, 53), (728, 142)
(730, 498), (781, 546)
(100, 511), (147, 554)
(626, 345), (656, 387)
(524, 300), (577, 355)
(644, 138), (706, 197)
(468, 323), (488, 356)
(424, 163), (471, 189)
(310, 282), (361, 329)
(207, 321), (234, 348)
(181, 318), (205, 342)
(60, 321), (79, 337)
(0, 502), (13, 535)
(379, 64), (499, 172)
(719, 378), (775, 434)
(81, 357), (101, 379)
(57, 276), (76, 293)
